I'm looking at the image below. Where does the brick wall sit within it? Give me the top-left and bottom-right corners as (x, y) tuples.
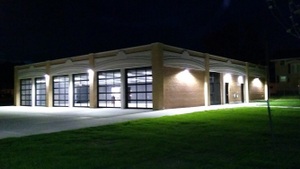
(249, 77), (265, 100)
(163, 67), (205, 108)
(228, 74), (244, 103)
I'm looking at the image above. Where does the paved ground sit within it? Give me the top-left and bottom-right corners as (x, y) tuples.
(0, 103), (260, 139)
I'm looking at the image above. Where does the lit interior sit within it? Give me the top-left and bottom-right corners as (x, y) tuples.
(111, 87), (121, 101)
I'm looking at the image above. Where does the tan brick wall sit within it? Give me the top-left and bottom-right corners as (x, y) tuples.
(249, 77), (265, 100)
(228, 75), (244, 103)
(273, 60), (300, 94)
(163, 67), (204, 109)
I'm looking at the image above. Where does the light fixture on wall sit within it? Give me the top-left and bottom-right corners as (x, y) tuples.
(87, 69), (94, 74)
(176, 68), (196, 84)
(224, 73), (232, 83)
(87, 69), (94, 84)
(44, 74), (50, 88)
(183, 69), (189, 73)
(252, 78), (263, 87)
(238, 76), (244, 84)
(44, 74), (49, 82)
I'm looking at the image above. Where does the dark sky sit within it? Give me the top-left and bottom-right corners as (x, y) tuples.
(0, 0), (300, 65)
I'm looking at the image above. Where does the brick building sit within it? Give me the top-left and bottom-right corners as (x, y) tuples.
(270, 57), (300, 96)
(14, 43), (267, 110)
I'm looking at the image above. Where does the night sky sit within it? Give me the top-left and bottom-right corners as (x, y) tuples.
(0, 0), (300, 65)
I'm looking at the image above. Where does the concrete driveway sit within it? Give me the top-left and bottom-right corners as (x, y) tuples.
(0, 103), (258, 139)
(0, 106), (154, 139)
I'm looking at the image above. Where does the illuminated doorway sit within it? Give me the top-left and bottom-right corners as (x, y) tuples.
(97, 70), (121, 108)
(20, 79), (32, 106)
(126, 67), (152, 108)
(35, 77), (46, 106)
(73, 73), (89, 107)
(53, 75), (69, 107)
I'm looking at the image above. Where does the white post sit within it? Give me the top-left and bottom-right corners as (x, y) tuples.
(245, 63), (250, 103)
(69, 74), (73, 107)
(204, 54), (210, 106)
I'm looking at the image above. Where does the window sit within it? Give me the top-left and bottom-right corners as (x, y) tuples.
(291, 64), (300, 73)
(126, 67), (152, 108)
(73, 73), (89, 107)
(279, 76), (287, 82)
(35, 77), (46, 106)
(98, 70), (121, 108)
(20, 79), (32, 106)
(210, 76), (214, 83)
(53, 76), (69, 107)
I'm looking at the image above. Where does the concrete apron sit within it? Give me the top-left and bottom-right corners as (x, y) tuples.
(0, 103), (258, 139)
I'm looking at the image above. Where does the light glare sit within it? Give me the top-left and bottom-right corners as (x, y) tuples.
(238, 76), (244, 84)
(176, 69), (196, 84)
(252, 78), (262, 87)
(224, 73), (232, 83)
(87, 69), (94, 74)
(44, 74), (49, 78)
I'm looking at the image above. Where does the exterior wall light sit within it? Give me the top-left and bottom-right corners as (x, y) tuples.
(238, 76), (244, 84)
(224, 73), (232, 83)
(44, 74), (50, 82)
(44, 74), (49, 78)
(87, 69), (94, 83)
(176, 69), (196, 84)
(252, 78), (262, 87)
(87, 69), (94, 74)
(183, 69), (189, 73)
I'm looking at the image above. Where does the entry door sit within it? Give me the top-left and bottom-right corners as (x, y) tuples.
(210, 72), (221, 105)
(241, 84), (244, 103)
(225, 83), (229, 104)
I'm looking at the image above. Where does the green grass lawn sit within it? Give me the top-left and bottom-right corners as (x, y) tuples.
(269, 97), (300, 107)
(270, 96), (300, 107)
(0, 107), (299, 169)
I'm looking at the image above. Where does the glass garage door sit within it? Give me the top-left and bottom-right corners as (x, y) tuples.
(20, 79), (32, 106)
(73, 73), (89, 107)
(35, 77), (46, 106)
(98, 70), (121, 108)
(126, 67), (152, 108)
(53, 76), (69, 107)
